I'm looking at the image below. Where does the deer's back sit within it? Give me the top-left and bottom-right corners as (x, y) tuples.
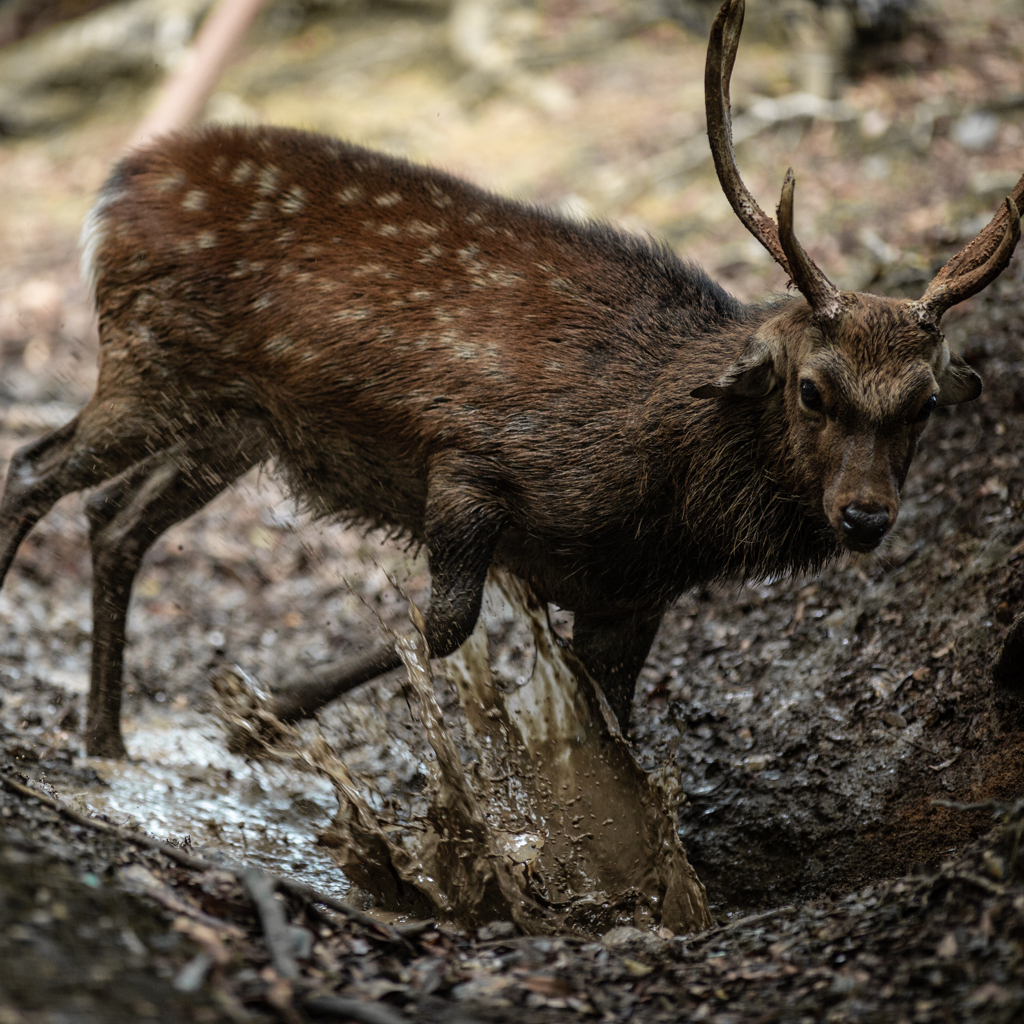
(86, 124), (744, 544)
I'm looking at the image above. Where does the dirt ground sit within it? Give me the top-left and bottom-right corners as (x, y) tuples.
(2, 0), (1024, 1020)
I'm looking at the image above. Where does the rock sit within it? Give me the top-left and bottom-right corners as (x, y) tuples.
(600, 925), (671, 959)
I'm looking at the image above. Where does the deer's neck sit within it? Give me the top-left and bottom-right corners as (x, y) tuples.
(640, 328), (840, 595)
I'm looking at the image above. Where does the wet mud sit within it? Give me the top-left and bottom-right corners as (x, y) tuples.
(441, 574), (708, 934)
(57, 704), (345, 895)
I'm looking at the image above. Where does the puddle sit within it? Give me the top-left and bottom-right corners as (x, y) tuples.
(59, 706), (346, 897)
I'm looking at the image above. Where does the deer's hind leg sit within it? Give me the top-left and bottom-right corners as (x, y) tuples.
(0, 368), (210, 588)
(0, 413), (155, 588)
(84, 434), (264, 757)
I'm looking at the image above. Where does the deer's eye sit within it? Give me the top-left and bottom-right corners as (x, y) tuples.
(914, 394), (937, 423)
(799, 379), (824, 412)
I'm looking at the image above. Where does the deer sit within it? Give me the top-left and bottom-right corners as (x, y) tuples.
(0, 0), (1019, 759)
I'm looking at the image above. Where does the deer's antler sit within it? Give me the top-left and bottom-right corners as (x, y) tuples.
(912, 180), (1024, 323)
(706, 0), (842, 318)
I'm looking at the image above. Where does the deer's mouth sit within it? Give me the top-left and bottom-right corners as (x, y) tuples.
(839, 533), (887, 554)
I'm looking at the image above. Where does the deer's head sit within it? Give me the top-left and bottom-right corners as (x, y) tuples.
(693, 0), (1021, 552)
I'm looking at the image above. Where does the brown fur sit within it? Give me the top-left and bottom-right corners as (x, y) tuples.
(0, 124), (990, 757)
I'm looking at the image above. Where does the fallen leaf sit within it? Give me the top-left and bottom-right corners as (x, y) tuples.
(521, 974), (573, 998)
(622, 958), (653, 977)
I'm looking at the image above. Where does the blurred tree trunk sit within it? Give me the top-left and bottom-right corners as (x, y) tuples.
(131, 0), (270, 148)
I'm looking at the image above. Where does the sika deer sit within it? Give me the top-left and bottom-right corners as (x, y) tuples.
(0, 0), (1020, 758)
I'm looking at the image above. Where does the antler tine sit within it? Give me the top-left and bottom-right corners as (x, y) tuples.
(777, 170), (843, 319)
(913, 177), (1024, 322)
(705, 0), (790, 274)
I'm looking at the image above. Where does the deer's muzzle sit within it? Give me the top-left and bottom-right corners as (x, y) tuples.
(840, 503), (892, 551)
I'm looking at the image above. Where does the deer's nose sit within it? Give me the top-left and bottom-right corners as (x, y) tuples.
(840, 504), (891, 547)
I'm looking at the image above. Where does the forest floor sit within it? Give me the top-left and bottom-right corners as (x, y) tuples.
(2, 0), (1024, 1021)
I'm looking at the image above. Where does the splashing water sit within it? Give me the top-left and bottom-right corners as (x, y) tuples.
(222, 570), (711, 935)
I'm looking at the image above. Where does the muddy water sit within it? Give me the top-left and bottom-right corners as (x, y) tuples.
(314, 571), (712, 935)
(59, 705), (346, 896)
(42, 567), (712, 935)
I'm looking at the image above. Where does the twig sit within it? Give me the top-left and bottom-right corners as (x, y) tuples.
(277, 878), (407, 945)
(130, 0), (271, 150)
(0, 770), (211, 871)
(239, 867), (301, 981)
(955, 872), (1007, 896)
(681, 904), (797, 943)
(894, 734), (945, 759)
(393, 919), (437, 938)
(0, 771), (406, 945)
(302, 995), (410, 1024)
(931, 797), (1010, 814)
(132, 876), (245, 935)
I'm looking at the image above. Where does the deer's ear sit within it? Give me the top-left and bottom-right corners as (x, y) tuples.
(691, 333), (785, 400)
(936, 351), (982, 406)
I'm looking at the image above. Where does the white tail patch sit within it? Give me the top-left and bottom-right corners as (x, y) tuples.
(79, 186), (124, 301)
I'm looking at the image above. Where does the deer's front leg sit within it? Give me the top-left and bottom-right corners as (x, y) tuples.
(271, 456), (503, 721)
(571, 606), (666, 734)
